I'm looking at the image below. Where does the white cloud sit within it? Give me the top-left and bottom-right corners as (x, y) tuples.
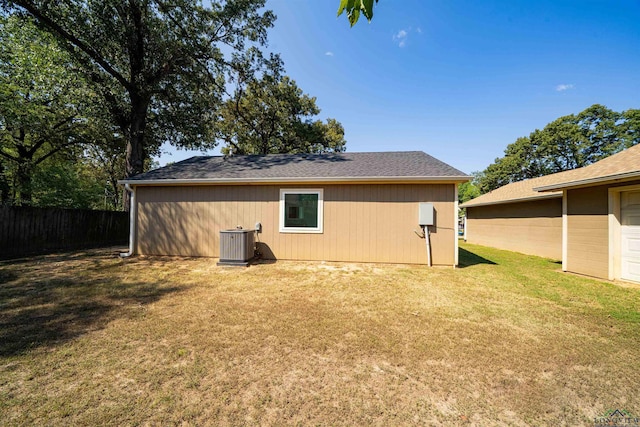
(393, 29), (409, 47)
(556, 84), (575, 92)
(325, 51), (334, 57)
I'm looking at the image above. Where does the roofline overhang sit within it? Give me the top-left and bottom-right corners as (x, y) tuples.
(533, 171), (640, 192)
(460, 192), (562, 208)
(118, 175), (472, 186)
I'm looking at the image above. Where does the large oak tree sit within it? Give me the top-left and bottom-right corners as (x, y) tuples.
(2, 0), (276, 207)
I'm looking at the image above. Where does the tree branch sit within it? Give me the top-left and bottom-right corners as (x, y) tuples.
(33, 139), (85, 165)
(0, 149), (19, 163)
(152, 0), (229, 95)
(27, 114), (77, 156)
(10, 0), (133, 92)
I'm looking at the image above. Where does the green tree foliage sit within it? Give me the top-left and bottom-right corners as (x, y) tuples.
(217, 73), (346, 155)
(458, 180), (480, 205)
(0, 15), (94, 205)
(86, 144), (126, 210)
(620, 108), (640, 147)
(337, 0), (378, 26)
(30, 153), (104, 209)
(476, 104), (640, 193)
(3, 0), (277, 197)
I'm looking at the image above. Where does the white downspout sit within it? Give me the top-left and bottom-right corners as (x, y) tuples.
(463, 215), (467, 242)
(120, 183), (136, 258)
(561, 190), (567, 271)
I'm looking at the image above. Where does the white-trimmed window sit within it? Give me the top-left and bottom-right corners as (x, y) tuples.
(279, 189), (323, 233)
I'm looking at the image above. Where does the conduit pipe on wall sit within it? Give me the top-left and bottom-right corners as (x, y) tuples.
(414, 226), (433, 267)
(120, 183), (136, 258)
(423, 225), (432, 267)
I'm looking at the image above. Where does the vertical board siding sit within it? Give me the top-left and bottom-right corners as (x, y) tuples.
(465, 199), (563, 260)
(0, 206), (128, 259)
(136, 183), (456, 265)
(566, 186), (609, 279)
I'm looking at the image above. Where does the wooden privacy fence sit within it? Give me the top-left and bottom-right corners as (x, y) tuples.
(0, 206), (129, 259)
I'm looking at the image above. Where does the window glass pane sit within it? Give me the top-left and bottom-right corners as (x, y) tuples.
(284, 193), (318, 228)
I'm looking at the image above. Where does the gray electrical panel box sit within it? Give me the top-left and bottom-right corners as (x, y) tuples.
(418, 203), (434, 226)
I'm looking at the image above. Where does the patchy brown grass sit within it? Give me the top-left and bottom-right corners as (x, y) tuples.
(1, 243), (639, 426)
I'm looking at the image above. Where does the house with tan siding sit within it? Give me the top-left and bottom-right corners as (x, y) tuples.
(461, 144), (640, 282)
(119, 151), (470, 266)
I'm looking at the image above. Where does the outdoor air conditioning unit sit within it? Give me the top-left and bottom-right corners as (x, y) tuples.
(217, 229), (255, 266)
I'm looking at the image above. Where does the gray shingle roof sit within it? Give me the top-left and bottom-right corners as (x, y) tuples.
(459, 175), (563, 208)
(123, 151), (470, 183)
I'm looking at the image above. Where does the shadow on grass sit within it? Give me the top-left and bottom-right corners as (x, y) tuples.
(458, 247), (498, 268)
(0, 251), (182, 357)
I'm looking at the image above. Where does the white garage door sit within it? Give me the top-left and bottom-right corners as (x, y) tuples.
(621, 190), (640, 282)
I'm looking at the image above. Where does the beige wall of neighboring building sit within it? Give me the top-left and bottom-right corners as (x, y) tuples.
(134, 183), (457, 265)
(465, 198), (562, 260)
(565, 185), (610, 279)
(565, 180), (640, 280)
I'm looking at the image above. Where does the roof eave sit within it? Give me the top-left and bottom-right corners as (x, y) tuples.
(118, 175), (472, 186)
(460, 192), (563, 208)
(533, 171), (640, 192)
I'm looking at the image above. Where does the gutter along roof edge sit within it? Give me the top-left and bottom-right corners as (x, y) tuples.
(118, 175), (473, 185)
(533, 171), (640, 192)
(460, 192), (562, 208)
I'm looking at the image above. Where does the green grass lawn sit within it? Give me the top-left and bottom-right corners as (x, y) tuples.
(1, 243), (639, 426)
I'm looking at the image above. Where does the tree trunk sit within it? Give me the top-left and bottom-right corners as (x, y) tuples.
(123, 95), (149, 211)
(14, 129), (34, 206)
(0, 161), (10, 204)
(16, 161), (33, 206)
(109, 177), (121, 210)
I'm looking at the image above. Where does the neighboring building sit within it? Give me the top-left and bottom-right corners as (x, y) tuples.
(462, 144), (640, 282)
(461, 175), (563, 260)
(119, 151), (470, 266)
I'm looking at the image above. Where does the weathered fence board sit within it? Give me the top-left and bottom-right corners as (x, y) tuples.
(0, 206), (128, 259)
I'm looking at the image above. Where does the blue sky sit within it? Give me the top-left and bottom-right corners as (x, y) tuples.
(157, 0), (640, 174)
